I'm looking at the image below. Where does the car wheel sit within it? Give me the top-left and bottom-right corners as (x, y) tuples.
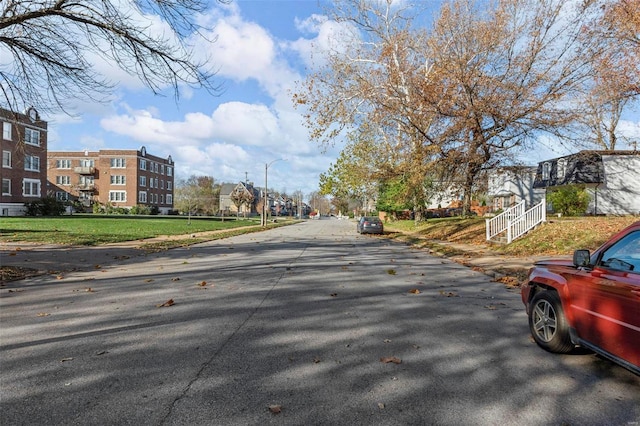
(528, 290), (574, 354)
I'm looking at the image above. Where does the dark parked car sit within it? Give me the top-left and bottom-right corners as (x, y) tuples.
(521, 221), (640, 375)
(357, 216), (384, 234)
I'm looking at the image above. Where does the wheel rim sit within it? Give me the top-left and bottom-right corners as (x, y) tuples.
(532, 299), (558, 342)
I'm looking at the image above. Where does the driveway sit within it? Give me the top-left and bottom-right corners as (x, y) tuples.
(1, 218), (638, 425)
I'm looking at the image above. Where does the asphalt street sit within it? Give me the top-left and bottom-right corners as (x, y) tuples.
(1, 218), (638, 425)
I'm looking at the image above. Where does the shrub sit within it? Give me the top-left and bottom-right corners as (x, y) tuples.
(130, 205), (151, 215)
(547, 185), (590, 216)
(24, 197), (66, 216)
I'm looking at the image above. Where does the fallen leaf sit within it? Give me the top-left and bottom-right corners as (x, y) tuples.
(95, 351), (108, 356)
(198, 281), (207, 287)
(378, 403), (385, 409)
(313, 357), (321, 363)
(60, 357), (73, 362)
(408, 288), (420, 294)
(56, 275), (64, 280)
(387, 269), (396, 275)
(380, 356), (402, 364)
(329, 293), (338, 297)
(144, 279), (154, 283)
(268, 405), (282, 414)
(94, 264), (101, 269)
(37, 312), (50, 317)
(485, 305), (497, 310)
(171, 277), (180, 281)
(439, 290), (458, 297)
(157, 299), (175, 308)
(383, 339), (391, 343)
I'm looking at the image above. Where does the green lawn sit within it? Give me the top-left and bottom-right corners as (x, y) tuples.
(0, 215), (262, 245)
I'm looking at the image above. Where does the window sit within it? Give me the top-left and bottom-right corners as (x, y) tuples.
(24, 155), (40, 171)
(56, 176), (71, 185)
(56, 159), (71, 169)
(80, 176), (94, 186)
(140, 176), (147, 187)
(542, 162), (551, 181)
(56, 192), (69, 201)
(2, 122), (11, 140)
(23, 179), (41, 197)
(24, 128), (40, 146)
(167, 166), (173, 177)
(111, 158), (126, 168)
(111, 175), (126, 185)
(154, 193), (158, 203)
(139, 191), (147, 203)
(2, 179), (10, 195)
(160, 194), (164, 204)
(160, 180), (164, 189)
(154, 162), (158, 173)
(149, 178), (154, 189)
(140, 159), (147, 171)
(557, 159), (567, 180)
(167, 181), (172, 191)
(161, 165), (165, 175)
(109, 191), (126, 202)
(598, 231), (640, 274)
(2, 151), (11, 168)
(80, 159), (94, 167)
(166, 194), (173, 204)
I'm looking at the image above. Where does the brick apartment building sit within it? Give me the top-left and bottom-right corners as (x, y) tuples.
(1, 107), (48, 216)
(47, 147), (175, 214)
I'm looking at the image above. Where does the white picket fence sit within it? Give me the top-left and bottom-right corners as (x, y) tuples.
(486, 199), (546, 244)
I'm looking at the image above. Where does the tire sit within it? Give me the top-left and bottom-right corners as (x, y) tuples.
(528, 290), (574, 354)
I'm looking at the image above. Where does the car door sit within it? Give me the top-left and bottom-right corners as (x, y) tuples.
(566, 230), (640, 366)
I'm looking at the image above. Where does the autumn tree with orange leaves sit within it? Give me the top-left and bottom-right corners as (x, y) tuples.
(296, 0), (625, 216)
(573, 0), (640, 150)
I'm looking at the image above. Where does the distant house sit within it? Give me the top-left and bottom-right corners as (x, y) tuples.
(219, 182), (260, 216)
(487, 166), (544, 211)
(533, 150), (640, 215)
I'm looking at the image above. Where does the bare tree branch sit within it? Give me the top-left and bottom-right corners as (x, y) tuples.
(0, 0), (228, 115)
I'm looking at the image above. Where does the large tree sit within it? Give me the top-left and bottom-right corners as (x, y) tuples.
(295, 0), (437, 218)
(572, 0), (640, 150)
(0, 0), (226, 114)
(298, 0), (611, 216)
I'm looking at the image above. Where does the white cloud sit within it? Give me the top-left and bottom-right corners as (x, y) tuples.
(289, 14), (355, 69)
(206, 17), (276, 82)
(100, 106), (215, 145)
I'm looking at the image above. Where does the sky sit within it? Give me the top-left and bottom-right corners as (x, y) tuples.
(47, 0), (339, 198)
(43, 0), (640, 200)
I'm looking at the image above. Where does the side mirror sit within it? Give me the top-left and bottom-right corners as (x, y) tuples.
(573, 249), (591, 267)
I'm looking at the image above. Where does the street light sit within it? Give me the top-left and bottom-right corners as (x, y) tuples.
(263, 158), (285, 226)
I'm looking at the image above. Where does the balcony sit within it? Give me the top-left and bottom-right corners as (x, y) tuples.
(73, 183), (95, 192)
(74, 166), (95, 175)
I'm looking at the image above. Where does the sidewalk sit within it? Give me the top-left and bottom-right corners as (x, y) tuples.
(422, 240), (567, 285)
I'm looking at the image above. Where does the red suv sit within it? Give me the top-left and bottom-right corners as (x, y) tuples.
(521, 221), (640, 375)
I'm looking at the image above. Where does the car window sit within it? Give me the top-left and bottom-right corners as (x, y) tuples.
(598, 230), (640, 273)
